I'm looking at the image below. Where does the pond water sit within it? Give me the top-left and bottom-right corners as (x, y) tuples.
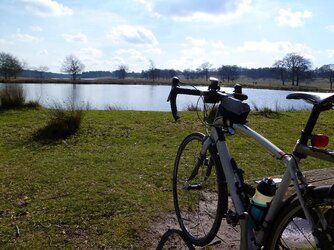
(1, 83), (312, 111)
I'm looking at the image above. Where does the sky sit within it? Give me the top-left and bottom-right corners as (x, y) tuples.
(0, 0), (334, 73)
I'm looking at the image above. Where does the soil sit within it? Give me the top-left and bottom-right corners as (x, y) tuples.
(150, 168), (334, 249)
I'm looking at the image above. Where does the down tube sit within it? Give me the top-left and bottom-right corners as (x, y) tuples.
(213, 129), (254, 249)
(212, 129), (245, 215)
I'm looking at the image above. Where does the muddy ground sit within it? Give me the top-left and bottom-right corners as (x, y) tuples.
(150, 168), (334, 249)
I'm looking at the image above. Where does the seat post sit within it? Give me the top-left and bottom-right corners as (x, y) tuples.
(299, 105), (321, 145)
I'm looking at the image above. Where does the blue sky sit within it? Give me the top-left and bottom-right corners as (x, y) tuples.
(1, 0), (333, 73)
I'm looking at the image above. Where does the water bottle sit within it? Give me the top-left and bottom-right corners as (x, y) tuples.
(249, 177), (276, 229)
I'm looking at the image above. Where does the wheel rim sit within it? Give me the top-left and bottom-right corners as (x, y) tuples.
(272, 201), (334, 249)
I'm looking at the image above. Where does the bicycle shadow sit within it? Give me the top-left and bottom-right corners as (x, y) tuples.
(156, 229), (228, 249)
(156, 229), (195, 250)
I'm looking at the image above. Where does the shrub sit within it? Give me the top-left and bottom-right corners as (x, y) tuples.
(0, 84), (41, 110)
(183, 103), (201, 111)
(24, 100), (42, 109)
(0, 85), (25, 109)
(106, 104), (124, 110)
(34, 104), (84, 140)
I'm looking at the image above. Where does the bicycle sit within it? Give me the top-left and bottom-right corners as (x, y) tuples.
(167, 76), (334, 249)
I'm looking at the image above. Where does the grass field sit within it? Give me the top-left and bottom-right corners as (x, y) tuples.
(0, 109), (333, 249)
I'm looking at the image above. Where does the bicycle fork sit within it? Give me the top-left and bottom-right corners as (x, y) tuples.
(184, 136), (213, 191)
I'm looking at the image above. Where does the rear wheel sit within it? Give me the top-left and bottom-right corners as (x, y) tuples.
(266, 186), (334, 249)
(173, 132), (227, 246)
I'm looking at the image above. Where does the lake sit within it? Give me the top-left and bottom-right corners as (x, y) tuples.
(1, 83), (312, 111)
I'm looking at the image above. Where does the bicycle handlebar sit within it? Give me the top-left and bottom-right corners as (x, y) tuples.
(167, 77), (248, 121)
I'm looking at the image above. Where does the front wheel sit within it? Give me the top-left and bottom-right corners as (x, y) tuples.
(266, 186), (334, 249)
(173, 132), (228, 246)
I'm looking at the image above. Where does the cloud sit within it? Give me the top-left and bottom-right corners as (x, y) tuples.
(78, 47), (103, 59)
(115, 48), (150, 63)
(236, 40), (313, 55)
(138, 0), (252, 23)
(170, 37), (231, 70)
(38, 49), (48, 55)
(15, 33), (40, 42)
(276, 8), (312, 28)
(62, 33), (88, 43)
(185, 37), (207, 47)
(237, 40), (290, 53)
(325, 25), (334, 32)
(106, 25), (158, 45)
(327, 49), (334, 58)
(17, 0), (73, 17)
(31, 25), (43, 32)
(113, 48), (152, 71)
(73, 48), (104, 71)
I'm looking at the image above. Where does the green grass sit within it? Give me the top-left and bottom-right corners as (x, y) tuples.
(0, 109), (333, 249)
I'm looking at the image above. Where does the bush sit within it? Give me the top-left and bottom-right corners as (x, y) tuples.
(0, 84), (41, 110)
(183, 103), (201, 111)
(34, 104), (83, 140)
(0, 85), (25, 109)
(106, 104), (124, 110)
(24, 100), (42, 109)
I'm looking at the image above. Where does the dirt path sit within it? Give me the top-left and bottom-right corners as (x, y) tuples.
(151, 168), (334, 249)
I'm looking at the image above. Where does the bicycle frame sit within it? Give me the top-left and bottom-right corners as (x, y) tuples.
(202, 117), (334, 249)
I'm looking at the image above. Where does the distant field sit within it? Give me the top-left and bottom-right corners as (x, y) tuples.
(232, 76), (333, 91)
(0, 109), (333, 248)
(1, 76), (333, 92)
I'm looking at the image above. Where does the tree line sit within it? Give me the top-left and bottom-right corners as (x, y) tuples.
(1, 51), (333, 89)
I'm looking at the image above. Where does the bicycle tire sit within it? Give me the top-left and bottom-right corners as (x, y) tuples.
(156, 229), (195, 250)
(266, 186), (334, 249)
(173, 132), (228, 246)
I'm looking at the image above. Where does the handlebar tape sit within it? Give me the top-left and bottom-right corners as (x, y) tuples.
(168, 87), (201, 121)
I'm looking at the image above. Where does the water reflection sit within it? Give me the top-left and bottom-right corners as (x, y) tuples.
(1, 83), (312, 111)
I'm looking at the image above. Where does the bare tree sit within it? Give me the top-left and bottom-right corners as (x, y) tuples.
(217, 65), (239, 83)
(0, 52), (23, 79)
(38, 65), (49, 78)
(198, 62), (212, 81)
(272, 60), (288, 86)
(319, 64), (334, 90)
(282, 53), (312, 86)
(148, 59), (158, 81)
(183, 69), (191, 80)
(61, 55), (85, 81)
(115, 64), (129, 79)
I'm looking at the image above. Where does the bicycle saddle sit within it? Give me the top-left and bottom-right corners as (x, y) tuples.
(287, 92), (334, 106)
